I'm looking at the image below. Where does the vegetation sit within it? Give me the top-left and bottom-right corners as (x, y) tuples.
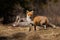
(0, 0), (60, 26)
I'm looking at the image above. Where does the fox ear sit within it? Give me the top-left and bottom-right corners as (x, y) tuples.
(31, 11), (33, 13)
(26, 10), (29, 13)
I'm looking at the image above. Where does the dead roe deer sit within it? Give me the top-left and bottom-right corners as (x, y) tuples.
(12, 10), (33, 31)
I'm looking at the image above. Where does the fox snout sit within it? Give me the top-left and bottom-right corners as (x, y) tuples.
(30, 17), (32, 19)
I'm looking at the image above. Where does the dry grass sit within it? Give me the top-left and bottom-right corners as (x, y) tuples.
(0, 24), (60, 40)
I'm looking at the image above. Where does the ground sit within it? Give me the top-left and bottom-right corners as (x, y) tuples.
(0, 24), (60, 40)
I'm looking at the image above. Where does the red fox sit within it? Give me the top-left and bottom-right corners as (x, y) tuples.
(26, 10), (56, 31)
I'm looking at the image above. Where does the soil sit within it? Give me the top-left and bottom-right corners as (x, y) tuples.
(0, 24), (60, 40)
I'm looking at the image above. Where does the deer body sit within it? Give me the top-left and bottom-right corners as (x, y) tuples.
(12, 11), (33, 27)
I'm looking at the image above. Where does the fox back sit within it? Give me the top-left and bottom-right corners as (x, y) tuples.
(33, 16), (49, 25)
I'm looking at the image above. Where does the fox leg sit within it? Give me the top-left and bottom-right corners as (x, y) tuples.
(29, 22), (34, 31)
(34, 25), (36, 31)
(29, 25), (36, 31)
(29, 24), (32, 31)
(43, 25), (47, 29)
(29, 27), (31, 31)
(40, 20), (47, 29)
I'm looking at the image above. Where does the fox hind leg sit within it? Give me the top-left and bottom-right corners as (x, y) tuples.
(48, 23), (56, 29)
(43, 25), (47, 30)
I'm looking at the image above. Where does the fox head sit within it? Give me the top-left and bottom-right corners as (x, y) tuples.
(26, 10), (33, 22)
(26, 10), (33, 17)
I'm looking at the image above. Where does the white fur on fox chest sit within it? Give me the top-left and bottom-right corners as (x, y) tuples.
(26, 15), (32, 22)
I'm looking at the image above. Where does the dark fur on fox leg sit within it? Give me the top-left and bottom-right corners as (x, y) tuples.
(29, 27), (31, 31)
(29, 25), (36, 31)
(34, 25), (36, 31)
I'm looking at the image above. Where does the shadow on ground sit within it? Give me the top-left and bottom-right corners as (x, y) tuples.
(0, 32), (27, 40)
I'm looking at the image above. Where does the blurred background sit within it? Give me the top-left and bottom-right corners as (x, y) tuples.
(0, 0), (60, 26)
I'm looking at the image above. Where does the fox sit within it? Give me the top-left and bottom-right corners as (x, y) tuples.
(26, 10), (56, 31)
(33, 16), (56, 30)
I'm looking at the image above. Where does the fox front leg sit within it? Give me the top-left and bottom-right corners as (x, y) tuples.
(29, 24), (32, 31)
(29, 23), (33, 31)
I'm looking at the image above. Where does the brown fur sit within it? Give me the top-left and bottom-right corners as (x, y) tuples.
(33, 16), (56, 31)
(33, 16), (49, 30)
(33, 16), (49, 25)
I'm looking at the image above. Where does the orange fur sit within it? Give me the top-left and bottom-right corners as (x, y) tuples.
(33, 16), (49, 26)
(33, 16), (50, 30)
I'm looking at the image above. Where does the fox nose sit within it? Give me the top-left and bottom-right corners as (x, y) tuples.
(30, 17), (32, 19)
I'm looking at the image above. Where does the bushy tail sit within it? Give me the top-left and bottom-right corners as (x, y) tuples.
(48, 23), (56, 28)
